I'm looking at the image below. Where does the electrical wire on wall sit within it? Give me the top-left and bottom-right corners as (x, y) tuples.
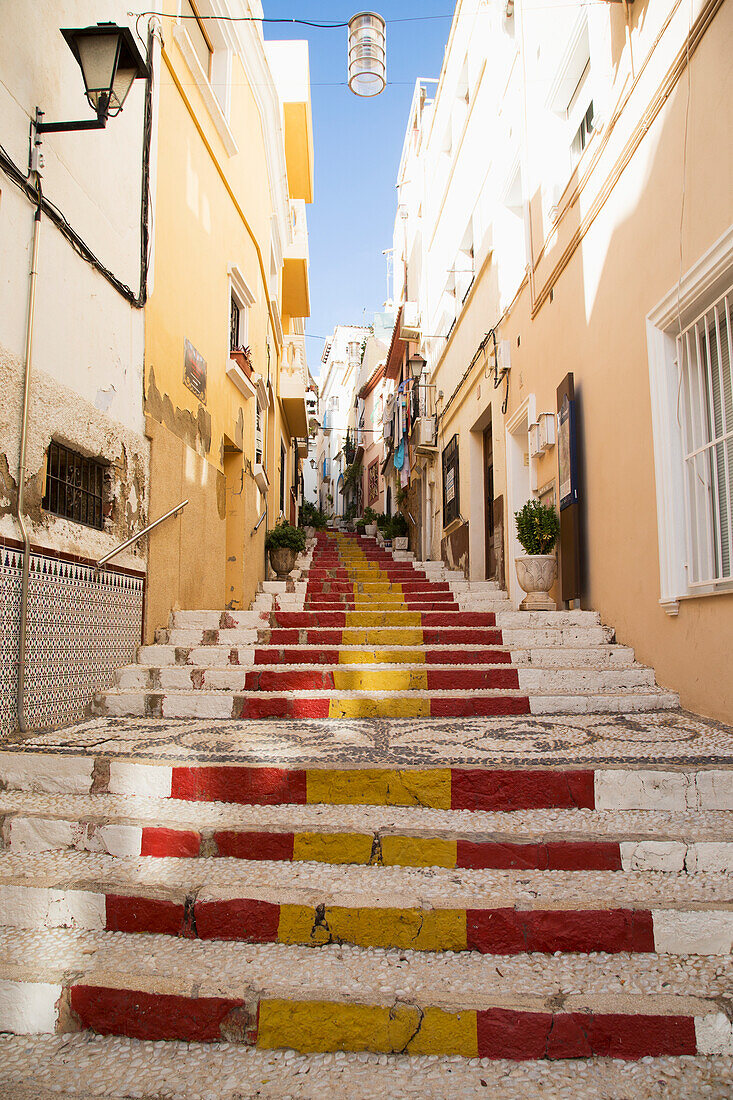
(0, 21), (158, 309)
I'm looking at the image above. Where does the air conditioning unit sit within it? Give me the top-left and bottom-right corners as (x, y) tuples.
(414, 416), (437, 451)
(400, 301), (421, 341)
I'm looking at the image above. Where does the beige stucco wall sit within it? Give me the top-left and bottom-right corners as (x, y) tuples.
(430, 0), (733, 722)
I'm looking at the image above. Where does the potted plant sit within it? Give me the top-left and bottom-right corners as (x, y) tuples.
(265, 520), (306, 578)
(230, 345), (253, 379)
(390, 512), (409, 550)
(363, 506), (378, 537)
(513, 499), (560, 610)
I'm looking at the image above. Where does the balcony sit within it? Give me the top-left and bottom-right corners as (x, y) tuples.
(279, 332), (309, 438)
(264, 40), (314, 204)
(282, 199), (310, 319)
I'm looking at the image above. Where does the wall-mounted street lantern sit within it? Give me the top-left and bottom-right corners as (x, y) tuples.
(35, 23), (149, 135)
(347, 12), (386, 97)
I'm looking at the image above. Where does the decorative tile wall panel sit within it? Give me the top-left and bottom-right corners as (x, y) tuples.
(0, 547), (144, 734)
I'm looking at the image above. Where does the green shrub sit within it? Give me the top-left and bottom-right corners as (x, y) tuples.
(514, 499), (560, 555)
(376, 512), (390, 530)
(265, 521), (306, 553)
(363, 506), (378, 523)
(299, 501), (327, 529)
(389, 513), (408, 539)
(355, 518), (367, 533)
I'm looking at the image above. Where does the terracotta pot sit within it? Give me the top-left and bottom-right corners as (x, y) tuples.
(269, 546), (297, 578)
(230, 348), (253, 379)
(515, 554), (557, 611)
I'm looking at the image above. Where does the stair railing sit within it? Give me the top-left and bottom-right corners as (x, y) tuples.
(94, 499), (189, 570)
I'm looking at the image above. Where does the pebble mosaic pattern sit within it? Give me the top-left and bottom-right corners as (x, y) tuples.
(4, 709), (733, 767)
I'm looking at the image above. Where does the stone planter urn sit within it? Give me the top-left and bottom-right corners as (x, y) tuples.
(515, 554), (557, 611)
(365, 523), (377, 537)
(304, 526), (315, 539)
(269, 546), (297, 578)
(394, 536), (409, 551)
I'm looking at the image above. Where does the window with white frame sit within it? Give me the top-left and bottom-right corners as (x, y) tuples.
(647, 228), (733, 612)
(255, 400), (264, 466)
(229, 268), (254, 354)
(181, 0), (213, 79)
(678, 288), (733, 587)
(176, 0), (234, 144)
(568, 62), (594, 166)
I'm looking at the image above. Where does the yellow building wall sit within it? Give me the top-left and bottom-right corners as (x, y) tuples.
(144, 35), (279, 638)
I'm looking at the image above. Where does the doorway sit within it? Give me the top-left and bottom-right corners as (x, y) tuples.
(483, 424), (495, 579)
(505, 396), (535, 607)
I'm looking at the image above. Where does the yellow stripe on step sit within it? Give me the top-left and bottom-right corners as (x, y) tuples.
(380, 835), (458, 868)
(292, 832), (373, 864)
(345, 612), (422, 627)
(332, 668), (428, 691)
(277, 905), (467, 953)
(328, 697), (430, 718)
(257, 999), (478, 1056)
(341, 628), (424, 645)
(338, 649), (426, 664)
(306, 767), (452, 808)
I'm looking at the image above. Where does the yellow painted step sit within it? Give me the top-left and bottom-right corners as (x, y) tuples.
(331, 668), (428, 691)
(305, 767), (452, 807)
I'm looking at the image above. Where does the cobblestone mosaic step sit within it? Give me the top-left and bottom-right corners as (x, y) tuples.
(5, 754), (731, 811)
(6, 797), (733, 871)
(3, 1033), (732, 1100)
(96, 686), (681, 719)
(0, 849), (730, 952)
(96, 690), (533, 721)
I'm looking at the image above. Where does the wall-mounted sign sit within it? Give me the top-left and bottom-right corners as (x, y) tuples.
(184, 339), (207, 402)
(558, 393), (578, 510)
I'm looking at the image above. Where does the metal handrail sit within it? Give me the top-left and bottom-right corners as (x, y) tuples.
(95, 499), (188, 570)
(252, 508), (267, 534)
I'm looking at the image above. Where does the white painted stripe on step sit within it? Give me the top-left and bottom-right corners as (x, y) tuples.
(684, 842), (733, 872)
(108, 762), (172, 799)
(8, 818), (144, 857)
(0, 753), (94, 795)
(653, 910), (733, 955)
(0, 886), (106, 932)
(696, 1013), (733, 1055)
(697, 771), (733, 810)
(596, 770), (696, 811)
(620, 841), (688, 872)
(0, 979), (61, 1034)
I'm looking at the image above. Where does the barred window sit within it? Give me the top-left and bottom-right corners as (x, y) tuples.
(442, 433), (460, 526)
(42, 442), (105, 530)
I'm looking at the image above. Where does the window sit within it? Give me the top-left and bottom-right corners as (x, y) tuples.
(181, 0), (213, 79)
(678, 288), (733, 586)
(42, 442), (106, 530)
(255, 402), (263, 465)
(571, 100), (594, 163)
(230, 299), (240, 353)
(442, 434), (460, 526)
(280, 442), (286, 515)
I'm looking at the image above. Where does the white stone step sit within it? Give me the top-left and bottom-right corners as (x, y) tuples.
(1, 1033), (731, 1099)
(529, 689), (679, 714)
(169, 610), (265, 630)
(138, 644), (255, 667)
(518, 667), (658, 693)
(0, 848), (730, 927)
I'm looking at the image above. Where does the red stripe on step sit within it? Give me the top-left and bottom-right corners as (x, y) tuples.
(451, 769), (596, 811)
(466, 908), (655, 954)
(421, 612), (496, 626)
(214, 830), (295, 861)
(106, 894), (187, 937)
(274, 613), (347, 627)
(171, 766), (307, 805)
(430, 697), (531, 717)
(245, 670), (336, 691)
(195, 897), (281, 941)
(426, 668), (519, 690)
(70, 986), (258, 1044)
(476, 1008), (696, 1060)
(425, 649), (511, 664)
(457, 840), (623, 871)
(254, 648), (341, 664)
(233, 697), (331, 719)
(140, 827), (201, 858)
(422, 629), (503, 644)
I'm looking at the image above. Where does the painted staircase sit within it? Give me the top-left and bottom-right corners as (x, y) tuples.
(1, 533), (731, 1096)
(95, 531), (678, 719)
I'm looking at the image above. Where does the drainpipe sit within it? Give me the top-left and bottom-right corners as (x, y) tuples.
(15, 191), (42, 732)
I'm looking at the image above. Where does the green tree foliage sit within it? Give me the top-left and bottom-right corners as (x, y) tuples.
(514, 499), (560, 555)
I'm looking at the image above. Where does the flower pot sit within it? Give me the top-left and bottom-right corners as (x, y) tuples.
(304, 526), (315, 539)
(515, 554), (557, 611)
(269, 546), (297, 578)
(365, 523), (377, 537)
(230, 348), (253, 379)
(394, 536), (408, 551)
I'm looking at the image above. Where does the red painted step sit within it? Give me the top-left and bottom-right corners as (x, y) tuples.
(252, 647), (513, 665)
(229, 696), (530, 720)
(241, 668), (520, 692)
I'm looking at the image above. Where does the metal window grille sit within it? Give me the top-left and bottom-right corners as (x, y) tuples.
(42, 441), (105, 530)
(442, 433), (460, 526)
(571, 101), (594, 162)
(255, 403), (263, 465)
(230, 298), (240, 352)
(679, 285), (733, 586)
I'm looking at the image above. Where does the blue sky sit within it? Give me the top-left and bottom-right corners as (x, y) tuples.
(263, 3), (453, 374)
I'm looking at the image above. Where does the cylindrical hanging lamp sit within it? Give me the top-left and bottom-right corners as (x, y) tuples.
(347, 12), (386, 97)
